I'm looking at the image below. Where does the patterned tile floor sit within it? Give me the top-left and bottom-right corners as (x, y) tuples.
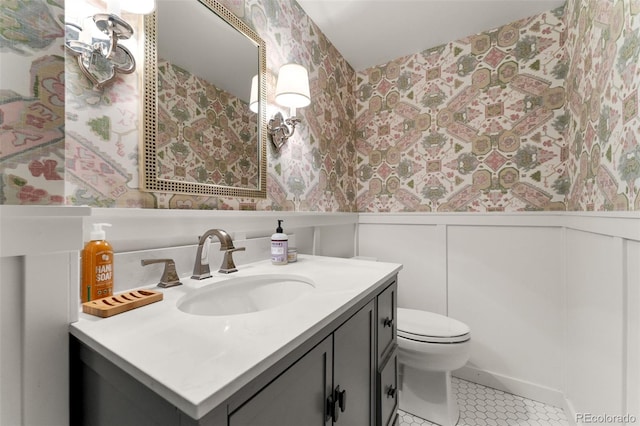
(399, 377), (569, 426)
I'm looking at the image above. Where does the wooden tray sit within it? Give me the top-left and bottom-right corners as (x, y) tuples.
(82, 289), (163, 318)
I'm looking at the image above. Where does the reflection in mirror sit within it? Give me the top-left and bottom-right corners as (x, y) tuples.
(142, 0), (267, 198)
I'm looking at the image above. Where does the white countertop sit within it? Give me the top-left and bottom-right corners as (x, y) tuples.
(70, 255), (402, 419)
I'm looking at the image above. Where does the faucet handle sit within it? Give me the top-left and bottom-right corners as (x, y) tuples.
(219, 247), (246, 274)
(141, 258), (182, 288)
(227, 247), (246, 253)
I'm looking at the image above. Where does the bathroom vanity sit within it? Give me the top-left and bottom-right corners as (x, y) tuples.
(70, 255), (401, 426)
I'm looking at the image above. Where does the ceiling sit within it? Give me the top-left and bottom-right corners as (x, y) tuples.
(296, 0), (566, 71)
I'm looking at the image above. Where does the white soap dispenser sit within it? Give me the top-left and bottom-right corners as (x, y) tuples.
(271, 219), (288, 265)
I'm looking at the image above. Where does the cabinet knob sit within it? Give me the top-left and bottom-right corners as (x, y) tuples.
(386, 385), (397, 398)
(326, 394), (337, 422)
(383, 317), (394, 328)
(337, 386), (347, 412)
(326, 385), (347, 422)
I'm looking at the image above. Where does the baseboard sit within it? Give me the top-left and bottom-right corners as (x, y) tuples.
(454, 365), (565, 408)
(563, 397), (578, 426)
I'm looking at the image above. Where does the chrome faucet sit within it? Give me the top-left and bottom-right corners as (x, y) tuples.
(192, 229), (246, 278)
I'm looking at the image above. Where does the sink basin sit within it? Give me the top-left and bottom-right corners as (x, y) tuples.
(177, 274), (315, 316)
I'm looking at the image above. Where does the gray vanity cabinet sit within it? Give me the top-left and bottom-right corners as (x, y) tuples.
(378, 350), (399, 426)
(230, 300), (374, 425)
(229, 335), (334, 425)
(70, 277), (397, 426)
(333, 299), (376, 425)
(377, 282), (396, 363)
(376, 282), (399, 426)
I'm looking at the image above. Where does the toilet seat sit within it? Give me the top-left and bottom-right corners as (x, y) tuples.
(397, 308), (470, 344)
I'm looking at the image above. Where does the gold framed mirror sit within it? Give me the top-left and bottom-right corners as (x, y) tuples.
(141, 0), (267, 198)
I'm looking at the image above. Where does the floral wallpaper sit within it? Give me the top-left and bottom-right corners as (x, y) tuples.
(157, 58), (259, 190)
(2, 0), (639, 212)
(67, 0), (356, 210)
(354, 0), (640, 212)
(253, 0), (357, 212)
(355, 7), (568, 212)
(0, 0), (66, 205)
(63, 0), (149, 208)
(564, 0), (640, 210)
(1, 0), (356, 211)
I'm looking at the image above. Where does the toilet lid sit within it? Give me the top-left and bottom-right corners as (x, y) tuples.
(397, 308), (470, 343)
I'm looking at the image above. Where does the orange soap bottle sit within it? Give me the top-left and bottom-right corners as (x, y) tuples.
(81, 223), (114, 302)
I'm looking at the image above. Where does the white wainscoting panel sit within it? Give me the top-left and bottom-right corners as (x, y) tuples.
(0, 257), (23, 425)
(448, 225), (564, 406)
(0, 206), (87, 426)
(86, 209), (357, 252)
(358, 223), (447, 315)
(23, 252), (72, 426)
(113, 235), (305, 293)
(313, 223), (357, 258)
(626, 240), (640, 420)
(358, 212), (640, 416)
(2, 207), (638, 425)
(565, 230), (625, 417)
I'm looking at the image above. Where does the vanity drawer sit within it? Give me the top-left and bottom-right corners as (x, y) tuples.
(377, 346), (398, 426)
(376, 281), (397, 363)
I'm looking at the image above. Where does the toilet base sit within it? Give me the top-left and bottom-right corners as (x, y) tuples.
(399, 365), (460, 426)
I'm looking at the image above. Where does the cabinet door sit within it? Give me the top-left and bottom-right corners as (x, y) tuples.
(377, 282), (397, 363)
(377, 348), (398, 426)
(333, 300), (375, 426)
(229, 336), (332, 426)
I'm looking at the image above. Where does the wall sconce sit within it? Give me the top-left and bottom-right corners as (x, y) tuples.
(64, 0), (156, 89)
(268, 63), (311, 151)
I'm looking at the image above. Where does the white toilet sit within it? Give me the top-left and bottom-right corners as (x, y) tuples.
(397, 308), (471, 426)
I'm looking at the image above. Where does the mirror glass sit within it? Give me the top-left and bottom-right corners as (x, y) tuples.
(142, 0), (267, 198)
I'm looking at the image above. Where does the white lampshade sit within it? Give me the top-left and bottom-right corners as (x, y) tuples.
(249, 74), (259, 113)
(275, 63), (310, 109)
(120, 0), (156, 14)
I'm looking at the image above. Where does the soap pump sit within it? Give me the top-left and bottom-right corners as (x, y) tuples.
(81, 223), (114, 302)
(271, 219), (288, 265)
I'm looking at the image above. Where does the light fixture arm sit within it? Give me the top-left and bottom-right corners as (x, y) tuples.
(268, 111), (301, 151)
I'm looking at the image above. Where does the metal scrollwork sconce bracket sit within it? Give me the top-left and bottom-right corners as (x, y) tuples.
(65, 14), (136, 89)
(268, 111), (301, 151)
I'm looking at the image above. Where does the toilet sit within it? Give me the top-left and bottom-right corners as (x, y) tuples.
(397, 308), (471, 426)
